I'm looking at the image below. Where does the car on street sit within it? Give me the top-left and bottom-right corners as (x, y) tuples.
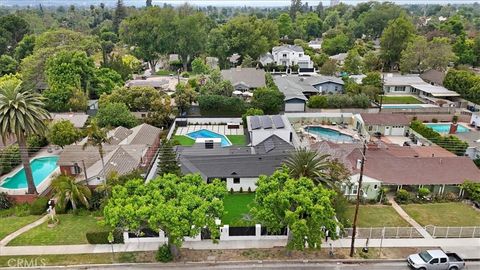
(407, 249), (465, 270)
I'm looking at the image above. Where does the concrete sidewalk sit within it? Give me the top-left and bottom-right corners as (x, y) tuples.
(1, 238), (478, 259)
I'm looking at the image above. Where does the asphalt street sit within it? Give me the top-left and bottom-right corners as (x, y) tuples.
(30, 261), (480, 270)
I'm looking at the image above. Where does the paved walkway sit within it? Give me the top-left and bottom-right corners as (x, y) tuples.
(0, 215), (48, 246)
(388, 196), (433, 239)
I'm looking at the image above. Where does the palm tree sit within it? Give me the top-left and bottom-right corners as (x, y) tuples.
(52, 175), (91, 210)
(0, 80), (50, 194)
(82, 119), (110, 178)
(284, 148), (331, 185)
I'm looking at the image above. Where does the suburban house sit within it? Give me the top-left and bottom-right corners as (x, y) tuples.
(125, 76), (183, 92)
(420, 69), (446, 86)
(50, 113), (89, 128)
(383, 74), (460, 106)
(220, 67), (266, 92)
(58, 123), (161, 185)
(329, 53), (348, 66)
(308, 38), (322, 50)
(247, 115), (296, 146)
(450, 113), (480, 159)
(273, 75), (345, 112)
(354, 113), (411, 139)
(312, 141), (480, 199)
(260, 45), (313, 69)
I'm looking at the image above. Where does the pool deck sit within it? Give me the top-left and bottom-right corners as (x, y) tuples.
(176, 125), (244, 136)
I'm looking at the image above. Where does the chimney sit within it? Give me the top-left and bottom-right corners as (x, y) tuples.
(449, 123), (458, 134)
(356, 159), (362, 169)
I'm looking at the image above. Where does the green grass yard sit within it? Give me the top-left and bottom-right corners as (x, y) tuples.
(379, 96), (423, 104)
(8, 214), (107, 246)
(226, 135), (247, 146)
(402, 202), (480, 227)
(345, 205), (410, 227)
(222, 193), (255, 226)
(173, 135), (195, 146)
(0, 215), (40, 240)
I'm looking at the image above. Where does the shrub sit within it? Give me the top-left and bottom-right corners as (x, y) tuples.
(27, 135), (48, 154)
(395, 189), (411, 204)
(0, 192), (12, 210)
(462, 181), (480, 201)
(156, 244), (173, 262)
(229, 188), (234, 194)
(410, 120), (468, 156)
(444, 192), (459, 201)
(29, 197), (49, 215)
(431, 118), (438, 123)
(417, 187), (431, 200)
(181, 72), (190, 78)
(0, 145), (21, 175)
(239, 187), (243, 193)
(86, 231), (124, 244)
(307, 95), (328, 108)
(198, 95), (246, 116)
(247, 187), (252, 193)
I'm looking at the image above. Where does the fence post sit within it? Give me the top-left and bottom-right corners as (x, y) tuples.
(473, 227), (476, 238)
(396, 227), (399, 239)
(445, 227), (450, 238)
(459, 227), (463, 238)
(432, 226), (436, 238)
(410, 227), (413, 238)
(369, 227), (372, 239)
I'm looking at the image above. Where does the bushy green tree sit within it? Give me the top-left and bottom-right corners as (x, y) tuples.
(100, 86), (163, 112)
(14, 34), (35, 61)
(191, 57), (210, 75)
(252, 87), (285, 114)
(250, 168), (338, 250)
(322, 33), (350, 56)
(307, 95), (327, 108)
(380, 15), (415, 70)
(96, 102), (137, 128)
(157, 140), (181, 177)
(320, 59), (337, 76)
(91, 68), (124, 97)
(47, 120), (80, 148)
(0, 55), (17, 76)
(198, 95), (246, 116)
(343, 49), (363, 74)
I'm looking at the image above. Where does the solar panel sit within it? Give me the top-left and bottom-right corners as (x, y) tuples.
(250, 116), (261, 130)
(260, 116), (273, 129)
(264, 138), (275, 153)
(272, 115), (285, 129)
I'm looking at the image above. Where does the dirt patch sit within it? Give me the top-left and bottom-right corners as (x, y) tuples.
(177, 247), (433, 262)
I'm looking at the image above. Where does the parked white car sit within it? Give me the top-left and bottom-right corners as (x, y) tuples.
(407, 250), (465, 270)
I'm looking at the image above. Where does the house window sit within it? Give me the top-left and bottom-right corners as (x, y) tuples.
(299, 53), (303, 57)
(374, 184), (378, 190)
(351, 185), (358, 195)
(394, 86), (406, 92)
(283, 53), (287, 58)
(233, 178), (240, 184)
(368, 125), (373, 131)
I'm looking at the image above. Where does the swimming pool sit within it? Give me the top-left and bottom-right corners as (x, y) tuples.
(306, 126), (354, 143)
(186, 129), (232, 147)
(0, 156), (59, 189)
(425, 123), (469, 134)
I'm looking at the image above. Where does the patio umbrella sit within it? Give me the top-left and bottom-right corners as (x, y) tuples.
(242, 91), (253, 97)
(233, 90), (242, 95)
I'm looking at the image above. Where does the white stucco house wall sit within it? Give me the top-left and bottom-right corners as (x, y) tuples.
(260, 45), (313, 69)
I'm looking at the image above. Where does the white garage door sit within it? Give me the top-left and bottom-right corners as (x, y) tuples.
(285, 102), (305, 112)
(391, 126), (405, 136)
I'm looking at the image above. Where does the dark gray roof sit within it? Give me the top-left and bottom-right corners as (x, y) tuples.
(253, 135), (294, 155)
(273, 76), (311, 101)
(221, 68), (266, 89)
(272, 45), (304, 53)
(420, 70), (446, 86)
(180, 153), (288, 178)
(302, 75), (344, 86)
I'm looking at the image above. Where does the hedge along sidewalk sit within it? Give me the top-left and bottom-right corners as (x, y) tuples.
(0, 215), (48, 246)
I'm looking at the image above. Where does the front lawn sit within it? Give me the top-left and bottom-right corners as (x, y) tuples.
(173, 135), (195, 146)
(8, 213), (107, 246)
(402, 202), (480, 227)
(223, 193), (255, 226)
(379, 96), (423, 104)
(345, 205), (410, 227)
(227, 135), (247, 146)
(0, 215), (40, 240)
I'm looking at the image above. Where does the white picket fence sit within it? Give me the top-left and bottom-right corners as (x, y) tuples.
(425, 225), (480, 238)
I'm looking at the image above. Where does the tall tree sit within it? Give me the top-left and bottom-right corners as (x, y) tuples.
(400, 36), (456, 73)
(252, 87), (285, 115)
(380, 15), (415, 70)
(104, 174), (227, 257)
(0, 79), (50, 194)
(277, 13), (293, 38)
(157, 140), (181, 176)
(82, 119), (110, 178)
(0, 14), (30, 53)
(146, 0), (152, 7)
(343, 49), (363, 75)
(250, 168), (337, 250)
(96, 102), (137, 128)
(175, 8), (208, 70)
(284, 148), (331, 185)
(47, 120), (80, 148)
(112, 0), (127, 33)
(290, 0), (302, 20)
(52, 175), (91, 210)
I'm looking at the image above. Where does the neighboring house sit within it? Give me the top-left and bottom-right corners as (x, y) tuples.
(247, 115), (295, 147)
(228, 53), (241, 66)
(87, 100), (99, 116)
(453, 131), (480, 160)
(312, 141), (480, 199)
(350, 74), (367, 84)
(51, 113), (89, 128)
(177, 130), (294, 192)
(260, 45), (313, 69)
(354, 113), (411, 139)
(308, 39), (322, 50)
(420, 69), (446, 86)
(329, 53), (348, 66)
(220, 67), (266, 92)
(58, 123), (161, 184)
(273, 75), (345, 112)
(125, 76), (182, 92)
(383, 74), (460, 106)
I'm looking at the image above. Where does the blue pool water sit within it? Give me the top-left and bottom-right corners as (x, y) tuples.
(425, 123), (469, 134)
(306, 126), (354, 143)
(0, 156), (59, 189)
(186, 129), (232, 147)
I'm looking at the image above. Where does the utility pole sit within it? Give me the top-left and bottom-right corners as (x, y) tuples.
(350, 143), (367, 257)
(82, 160), (88, 183)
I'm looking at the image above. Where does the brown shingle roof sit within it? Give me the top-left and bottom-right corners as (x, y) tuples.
(360, 113), (411, 126)
(420, 69), (446, 86)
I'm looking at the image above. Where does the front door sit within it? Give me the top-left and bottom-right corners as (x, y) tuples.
(384, 126), (391, 135)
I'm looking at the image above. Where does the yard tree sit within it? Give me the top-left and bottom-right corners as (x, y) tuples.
(52, 174), (91, 211)
(174, 9), (208, 71)
(83, 119), (110, 176)
(284, 148), (330, 184)
(426, 38), (456, 71)
(47, 120), (80, 148)
(0, 55), (17, 76)
(380, 15), (415, 70)
(295, 12), (322, 40)
(343, 49), (363, 75)
(96, 102), (137, 128)
(400, 36), (456, 73)
(0, 14), (30, 52)
(14, 34), (35, 61)
(99, 86), (163, 112)
(175, 83), (197, 115)
(112, 0), (127, 33)
(145, 96), (174, 128)
(322, 33), (350, 55)
(91, 68), (124, 97)
(290, 0), (302, 20)
(242, 107), (264, 127)
(250, 168), (338, 250)
(361, 72), (382, 88)
(103, 174), (227, 257)
(358, 2), (403, 38)
(277, 13), (293, 38)
(191, 57), (210, 75)
(362, 51), (382, 72)
(252, 87), (285, 115)
(157, 140), (181, 176)
(120, 7), (176, 72)
(319, 59), (337, 76)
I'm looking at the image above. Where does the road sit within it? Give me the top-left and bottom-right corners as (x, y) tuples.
(32, 261), (480, 270)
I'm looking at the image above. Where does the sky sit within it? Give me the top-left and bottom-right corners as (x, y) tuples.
(0, 0), (477, 7)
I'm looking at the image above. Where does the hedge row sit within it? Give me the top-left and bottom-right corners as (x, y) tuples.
(410, 120), (468, 156)
(86, 230), (124, 244)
